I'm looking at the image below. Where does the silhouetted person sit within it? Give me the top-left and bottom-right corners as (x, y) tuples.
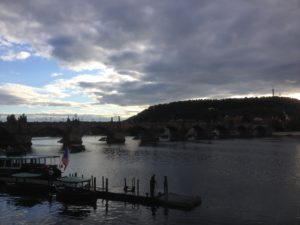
(150, 174), (156, 198)
(54, 167), (62, 178)
(151, 206), (157, 216)
(48, 167), (54, 186)
(164, 176), (168, 195)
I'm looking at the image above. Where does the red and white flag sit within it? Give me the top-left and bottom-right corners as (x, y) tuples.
(61, 148), (70, 170)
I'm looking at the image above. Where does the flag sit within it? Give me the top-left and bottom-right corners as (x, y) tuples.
(61, 147), (70, 170)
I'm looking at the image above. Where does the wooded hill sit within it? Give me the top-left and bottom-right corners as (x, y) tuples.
(128, 97), (300, 128)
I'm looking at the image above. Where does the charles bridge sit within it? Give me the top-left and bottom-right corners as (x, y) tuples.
(0, 117), (272, 152)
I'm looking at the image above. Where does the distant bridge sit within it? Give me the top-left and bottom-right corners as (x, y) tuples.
(0, 119), (272, 151)
(124, 120), (272, 141)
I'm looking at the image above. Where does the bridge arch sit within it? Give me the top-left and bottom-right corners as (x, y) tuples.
(31, 126), (65, 137)
(253, 125), (267, 137)
(83, 126), (109, 136)
(237, 125), (251, 137)
(213, 125), (229, 138)
(125, 125), (151, 137)
(164, 125), (188, 141)
(160, 127), (171, 140)
(194, 125), (209, 139)
(186, 125), (207, 140)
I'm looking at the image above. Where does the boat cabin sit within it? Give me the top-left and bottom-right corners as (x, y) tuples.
(56, 176), (92, 188)
(5, 172), (51, 194)
(0, 155), (61, 179)
(56, 176), (97, 204)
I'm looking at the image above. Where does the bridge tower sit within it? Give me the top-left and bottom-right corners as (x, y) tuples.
(63, 117), (84, 151)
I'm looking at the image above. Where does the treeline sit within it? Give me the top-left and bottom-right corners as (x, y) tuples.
(128, 97), (300, 125)
(6, 114), (27, 123)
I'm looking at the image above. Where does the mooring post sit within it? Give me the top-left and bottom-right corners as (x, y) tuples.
(106, 178), (108, 192)
(102, 176), (104, 189)
(91, 176), (94, 188)
(137, 179), (139, 196)
(94, 177), (96, 191)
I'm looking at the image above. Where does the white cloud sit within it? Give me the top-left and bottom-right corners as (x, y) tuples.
(63, 61), (107, 72)
(0, 83), (71, 107)
(51, 72), (63, 77)
(45, 66), (140, 102)
(0, 51), (31, 61)
(0, 68), (146, 117)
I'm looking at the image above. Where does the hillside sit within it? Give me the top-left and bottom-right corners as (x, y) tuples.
(128, 97), (300, 127)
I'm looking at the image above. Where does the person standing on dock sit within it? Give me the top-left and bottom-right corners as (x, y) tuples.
(164, 176), (168, 195)
(150, 174), (156, 198)
(48, 167), (54, 186)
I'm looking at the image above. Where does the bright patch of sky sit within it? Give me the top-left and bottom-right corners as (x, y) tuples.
(0, 57), (58, 85)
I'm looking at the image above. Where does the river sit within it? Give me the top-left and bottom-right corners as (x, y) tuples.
(0, 136), (299, 225)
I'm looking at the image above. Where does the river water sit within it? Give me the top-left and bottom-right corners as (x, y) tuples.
(0, 136), (299, 225)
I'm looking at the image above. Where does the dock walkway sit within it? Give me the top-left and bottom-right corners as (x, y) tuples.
(0, 177), (201, 211)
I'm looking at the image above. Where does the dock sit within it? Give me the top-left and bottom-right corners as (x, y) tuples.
(0, 176), (201, 211)
(95, 189), (201, 210)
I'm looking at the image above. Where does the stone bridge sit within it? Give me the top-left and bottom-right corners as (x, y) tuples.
(0, 119), (126, 151)
(124, 120), (272, 142)
(0, 119), (272, 151)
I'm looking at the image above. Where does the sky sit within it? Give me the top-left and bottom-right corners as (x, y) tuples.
(0, 0), (299, 121)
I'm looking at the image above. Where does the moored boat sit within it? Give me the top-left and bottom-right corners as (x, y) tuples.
(55, 176), (97, 205)
(5, 172), (51, 195)
(0, 155), (62, 179)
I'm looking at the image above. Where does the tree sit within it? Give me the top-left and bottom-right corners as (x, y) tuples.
(18, 113), (27, 123)
(6, 114), (17, 123)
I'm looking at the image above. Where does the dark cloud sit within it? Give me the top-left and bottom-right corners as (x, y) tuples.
(41, 102), (72, 107)
(0, 91), (26, 105)
(0, 0), (299, 106)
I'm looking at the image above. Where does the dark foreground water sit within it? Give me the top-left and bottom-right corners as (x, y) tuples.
(0, 136), (299, 225)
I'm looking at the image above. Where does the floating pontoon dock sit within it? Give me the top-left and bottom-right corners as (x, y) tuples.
(0, 176), (201, 211)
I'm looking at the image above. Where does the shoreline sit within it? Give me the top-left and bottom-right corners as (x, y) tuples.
(272, 131), (300, 137)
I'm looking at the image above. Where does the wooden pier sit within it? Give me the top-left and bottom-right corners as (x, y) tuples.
(0, 176), (201, 211)
(95, 189), (201, 210)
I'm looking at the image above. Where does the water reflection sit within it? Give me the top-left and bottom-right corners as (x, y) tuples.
(103, 146), (127, 159)
(59, 204), (96, 219)
(0, 184), (52, 208)
(7, 195), (47, 208)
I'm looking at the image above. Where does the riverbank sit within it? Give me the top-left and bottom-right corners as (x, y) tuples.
(273, 131), (300, 137)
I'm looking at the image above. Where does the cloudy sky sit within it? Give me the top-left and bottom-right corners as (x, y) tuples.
(0, 0), (299, 120)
